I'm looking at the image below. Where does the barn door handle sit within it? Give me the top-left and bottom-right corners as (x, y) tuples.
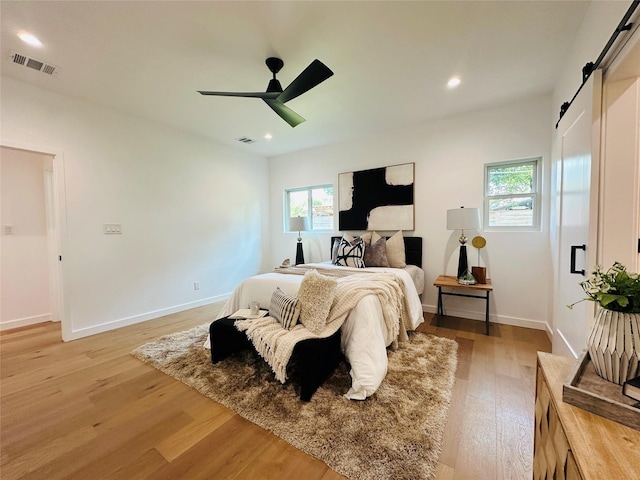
(570, 244), (586, 275)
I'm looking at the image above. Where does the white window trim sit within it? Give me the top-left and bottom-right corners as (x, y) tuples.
(483, 157), (542, 232)
(284, 184), (334, 232)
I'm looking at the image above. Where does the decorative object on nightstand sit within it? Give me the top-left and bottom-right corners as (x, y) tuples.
(446, 206), (481, 284)
(280, 258), (291, 268)
(471, 235), (487, 284)
(567, 261), (640, 385)
(289, 216), (309, 265)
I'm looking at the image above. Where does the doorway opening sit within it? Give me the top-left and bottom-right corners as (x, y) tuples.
(0, 144), (66, 337)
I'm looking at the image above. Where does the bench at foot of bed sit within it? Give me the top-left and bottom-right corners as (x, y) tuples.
(209, 317), (343, 402)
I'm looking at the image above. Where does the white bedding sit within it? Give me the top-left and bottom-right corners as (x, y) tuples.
(205, 263), (424, 400)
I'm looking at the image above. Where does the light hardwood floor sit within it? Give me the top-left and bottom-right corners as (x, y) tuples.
(1, 305), (550, 479)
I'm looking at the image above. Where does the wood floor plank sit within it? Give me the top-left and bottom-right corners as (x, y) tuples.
(155, 398), (237, 462)
(495, 373), (533, 480)
(0, 303), (551, 480)
(453, 394), (498, 480)
(103, 448), (169, 479)
(438, 378), (468, 469)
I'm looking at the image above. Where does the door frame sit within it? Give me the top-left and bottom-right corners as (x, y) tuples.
(0, 140), (68, 339)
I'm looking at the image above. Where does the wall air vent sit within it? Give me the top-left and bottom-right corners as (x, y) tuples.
(236, 136), (257, 144)
(9, 50), (58, 76)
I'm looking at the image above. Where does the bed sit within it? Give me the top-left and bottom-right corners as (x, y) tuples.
(206, 234), (424, 400)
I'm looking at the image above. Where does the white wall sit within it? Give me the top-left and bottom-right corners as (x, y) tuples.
(552, 1), (631, 122)
(1, 147), (52, 329)
(269, 94), (553, 331)
(1, 77), (270, 340)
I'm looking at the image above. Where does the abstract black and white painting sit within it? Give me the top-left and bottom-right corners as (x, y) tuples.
(338, 163), (414, 231)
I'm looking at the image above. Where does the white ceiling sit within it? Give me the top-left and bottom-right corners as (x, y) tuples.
(1, 1), (594, 157)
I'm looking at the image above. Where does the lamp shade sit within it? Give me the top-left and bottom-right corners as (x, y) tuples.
(446, 207), (481, 230)
(289, 216), (309, 232)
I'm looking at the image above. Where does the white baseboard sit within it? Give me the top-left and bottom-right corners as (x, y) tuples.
(0, 313), (52, 331)
(552, 328), (580, 358)
(63, 294), (230, 341)
(422, 304), (551, 333)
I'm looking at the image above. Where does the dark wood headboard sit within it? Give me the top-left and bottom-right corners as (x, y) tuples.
(331, 236), (423, 268)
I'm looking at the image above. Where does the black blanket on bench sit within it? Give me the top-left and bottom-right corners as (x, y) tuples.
(209, 317), (343, 401)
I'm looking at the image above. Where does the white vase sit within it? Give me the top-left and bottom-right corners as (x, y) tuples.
(587, 306), (640, 385)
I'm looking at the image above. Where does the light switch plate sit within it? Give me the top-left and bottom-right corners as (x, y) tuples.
(103, 223), (122, 234)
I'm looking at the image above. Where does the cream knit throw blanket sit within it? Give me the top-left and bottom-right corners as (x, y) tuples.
(235, 272), (409, 383)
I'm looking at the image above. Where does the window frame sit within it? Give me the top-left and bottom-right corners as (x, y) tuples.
(483, 157), (542, 231)
(284, 183), (334, 233)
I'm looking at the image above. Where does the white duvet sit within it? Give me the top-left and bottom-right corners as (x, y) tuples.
(205, 263), (424, 400)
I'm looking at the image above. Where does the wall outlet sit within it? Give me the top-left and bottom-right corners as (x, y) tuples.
(194, 281), (200, 290)
(2, 225), (13, 235)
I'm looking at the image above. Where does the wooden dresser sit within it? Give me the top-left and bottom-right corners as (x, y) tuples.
(533, 352), (640, 479)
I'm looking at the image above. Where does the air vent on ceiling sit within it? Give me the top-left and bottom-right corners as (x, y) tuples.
(236, 136), (257, 144)
(9, 50), (58, 76)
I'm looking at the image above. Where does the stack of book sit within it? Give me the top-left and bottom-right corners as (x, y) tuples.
(622, 376), (640, 403)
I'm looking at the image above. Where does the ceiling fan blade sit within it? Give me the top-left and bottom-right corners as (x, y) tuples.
(276, 59), (334, 104)
(198, 91), (280, 99)
(263, 99), (305, 127)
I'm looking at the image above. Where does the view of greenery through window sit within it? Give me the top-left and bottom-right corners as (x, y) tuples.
(287, 185), (334, 231)
(485, 159), (539, 228)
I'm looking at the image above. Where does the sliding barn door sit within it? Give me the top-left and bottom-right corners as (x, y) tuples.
(552, 71), (602, 357)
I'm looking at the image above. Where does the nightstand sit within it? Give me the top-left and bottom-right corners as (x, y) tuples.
(433, 275), (493, 335)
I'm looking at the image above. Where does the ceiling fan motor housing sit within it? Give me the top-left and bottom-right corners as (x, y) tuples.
(267, 78), (283, 93)
(265, 57), (284, 74)
(266, 57), (284, 92)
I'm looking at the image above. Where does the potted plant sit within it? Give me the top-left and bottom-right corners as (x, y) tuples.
(568, 261), (640, 384)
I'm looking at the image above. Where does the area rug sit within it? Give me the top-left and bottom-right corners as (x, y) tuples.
(132, 324), (458, 480)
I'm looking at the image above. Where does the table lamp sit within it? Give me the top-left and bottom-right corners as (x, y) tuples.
(289, 216), (309, 265)
(446, 206), (481, 284)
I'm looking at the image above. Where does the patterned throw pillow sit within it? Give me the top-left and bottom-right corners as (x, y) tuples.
(331, 238), (341, 264)
(297, 270), (337, 335)
(364, 236), (390, 267)
(335, 236), (365, 268)
(269, 287), (301, 330)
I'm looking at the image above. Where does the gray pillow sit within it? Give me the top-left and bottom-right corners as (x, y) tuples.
(364, 236), (390, 267)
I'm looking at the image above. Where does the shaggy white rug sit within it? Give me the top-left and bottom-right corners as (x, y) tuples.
(132, 325), (458, 480)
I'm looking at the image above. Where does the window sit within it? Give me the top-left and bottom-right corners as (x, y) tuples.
(484, 157), (541, 230)
(284, 184), (334, 232)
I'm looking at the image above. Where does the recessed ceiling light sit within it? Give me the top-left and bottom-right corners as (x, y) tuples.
(447, 77), (461, 88)
(18, 32), (42, 47)
(264, 133), (273, 140)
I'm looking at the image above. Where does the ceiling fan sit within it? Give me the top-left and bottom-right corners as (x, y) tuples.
(198, 57), (333, 127)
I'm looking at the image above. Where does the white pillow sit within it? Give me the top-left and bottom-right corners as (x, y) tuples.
(297, 270), (337, 335)
(359, 231), (373, 245)
(385, 231), (406, 268)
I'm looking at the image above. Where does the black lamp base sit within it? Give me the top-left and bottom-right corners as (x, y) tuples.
(295, 241), (305, 265)
(457, 244), (469, 279)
